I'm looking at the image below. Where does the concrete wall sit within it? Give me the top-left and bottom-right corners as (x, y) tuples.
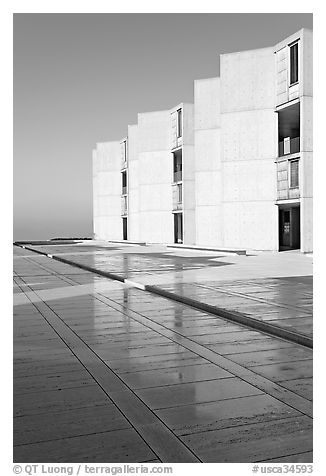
(127, 124), (140, 241)
(92, 141), (121, 240)
(220, 47), (278, 250)
(194, 77), (223, 247)
(300, 30), (313, 252)
(137, 110), (173, 243)
(179, 103), (196, 244)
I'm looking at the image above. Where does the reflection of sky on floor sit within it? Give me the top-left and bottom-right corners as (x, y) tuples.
(14, 243), (313, 337)
(13, 245), (313, 463)
(14, 280), (129, 306)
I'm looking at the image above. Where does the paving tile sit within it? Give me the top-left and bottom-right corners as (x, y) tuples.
(108, 352), (209, 374)
(262, 451), (313, 463)
(14, 404), (130, 445)
(278, 378), (313, 400)
(208, 339), (294, 355)
(95, 343), (187, 360)
(122, 363), (232, 389)
(192, 330), (270, 344)
(156, 393), (301, 435)
(14, 385), (111, 417)
(228, 346), (312, 367)
(14, 369), (95, 395)
(13, 359), (84, 378)
(135, 377), (263, 410)
(14, 428), (156, 463)
(182, 415), (312, 462)
(251, 360), (313, 382)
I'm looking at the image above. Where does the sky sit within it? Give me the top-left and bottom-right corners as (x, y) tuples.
(13, 13), (313, 241)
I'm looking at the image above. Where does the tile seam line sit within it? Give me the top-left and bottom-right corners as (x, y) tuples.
(176, 414), (308, 438)
(16, 246), (313, 417)
(247, 357), (312, 369)
(256, 449), (313, 463)
(14, 274), (201, 463)
(13, 427), (134, 449)
(18, 245), (312, 348)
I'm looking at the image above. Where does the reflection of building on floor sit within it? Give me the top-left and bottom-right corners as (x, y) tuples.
(92, 28), (312, 252)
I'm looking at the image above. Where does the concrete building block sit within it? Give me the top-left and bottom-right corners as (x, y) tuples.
(220, 47), (275, 113)
(195, 171), (222, 206)
(182, 103), (195, 146)
(194, 78), (220, 130)
(221, 110), (276, 162)
(223, 201), (278, 250)
(138, 111), (170, 152)
(300, 152), (313, 198)
(223, 159), (276, 203)
(194, 129), (221, 172)
(195, 205), (223, 247)
(301, 197), (313, 253)
(302, 29), (313, 97)
(301, 96), (313, 153)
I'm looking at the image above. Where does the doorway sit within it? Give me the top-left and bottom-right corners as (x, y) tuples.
(122, 217), (128, 241)
(174, 213), (183, 244)
(279, 205), (300, 250)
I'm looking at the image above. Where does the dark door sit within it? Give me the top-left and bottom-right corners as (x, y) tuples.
(281, 210), (291, 247)
(174, 213), (183, 244)
(291, 206), (300, 249)
(279, 206), (300, 250)
(123, 218), (128, 241)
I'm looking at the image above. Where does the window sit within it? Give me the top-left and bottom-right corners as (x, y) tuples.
(173, 150), (182, 182)
(289, 160), (299, 188)
(177, 109), (182, 138)
(122, 171), (127, 194)
(177, 184), (182, 203)
(290, 42), (299, 85)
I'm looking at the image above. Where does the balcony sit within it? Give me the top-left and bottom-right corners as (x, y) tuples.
(172, 201), (183, 211)
(121, 197), (128, 216)
(173, 170), (182, 183)
(278, 137), (300, 157)
(172, 183), (183, 211)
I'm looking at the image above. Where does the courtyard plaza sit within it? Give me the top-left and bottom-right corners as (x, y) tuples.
(13, 243), (312, 463)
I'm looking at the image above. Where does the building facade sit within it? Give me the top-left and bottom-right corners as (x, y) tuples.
(92, 29), (313, 252)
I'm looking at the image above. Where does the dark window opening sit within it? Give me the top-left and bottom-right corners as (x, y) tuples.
(290, 42), (299, 85)
(174, 213), (183, 244)
(173, 150), (182, 182)
(123, 218), (128, 240)
(177, 109), (182, 138)
(122, 171), (127, 194)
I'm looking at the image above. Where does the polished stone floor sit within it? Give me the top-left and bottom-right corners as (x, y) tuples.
(23, 242), (313, 339)
(13, 245), (313, 463)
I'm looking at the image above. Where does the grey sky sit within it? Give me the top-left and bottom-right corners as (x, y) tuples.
(13, 13), (313, 240)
